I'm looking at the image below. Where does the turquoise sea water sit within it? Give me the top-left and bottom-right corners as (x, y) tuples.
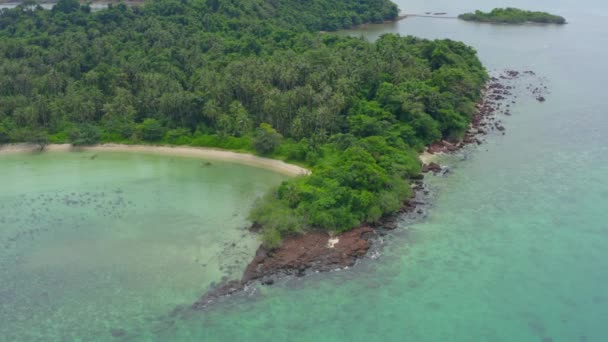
(2, 0), (608, 340)
(0, 152), (287, 340)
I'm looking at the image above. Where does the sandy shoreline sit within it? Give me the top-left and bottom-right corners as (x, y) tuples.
(0, 143), (311, 176)
(419, 151), (439, 164)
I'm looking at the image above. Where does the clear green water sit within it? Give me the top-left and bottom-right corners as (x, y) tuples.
(0, 152), (287, 340)
(3, 0), (608, 340)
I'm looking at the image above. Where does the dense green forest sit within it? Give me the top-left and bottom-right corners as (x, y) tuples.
(459, 8), (566, 24)
(0, 0), (487, 246)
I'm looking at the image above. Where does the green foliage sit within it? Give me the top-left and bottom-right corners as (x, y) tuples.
(253, 123), (282, 155)
(190, 134), (253, 151)
(52, 0), (80, 14)
(28, 130), (49, 148)
(0, 0), (488, 244)
(261, 228), (283, 249)
(249, 191), (304, 247)
(49, 131), (69, 144)
(252, 135), (418, 233)
(459, 8), (566, 24)
(0, 123), (8, 143)
(69, 124), (100, 146)
(164, 128), (192, 145)
(137, 118), (164, 142)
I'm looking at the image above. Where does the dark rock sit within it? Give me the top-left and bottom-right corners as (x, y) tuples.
(427, 140), (457, 154)
(410, 173), (424, 180)
(422, 162), (442, 174)
(192, 280), (244, 309)
(536, 96), (546, 102)
(249, 222), (263, 232)
(505, 70), (520, 78)
(110, 329), (126, 338)
(384, 221), (398, 230)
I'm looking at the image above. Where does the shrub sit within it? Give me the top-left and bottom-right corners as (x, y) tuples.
(69, 124), (100, 146)
(137, 118), (164, 141)
(28, 130), (49, 149)
(261, 228), (282, 249)
(164, 128), (192, 145)
(253, 123), (282, 155)
(0, 123), (9, 143)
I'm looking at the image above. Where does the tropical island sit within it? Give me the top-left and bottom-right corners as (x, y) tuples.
(459, 8), (566, 24)
(0, 0), (486, 265)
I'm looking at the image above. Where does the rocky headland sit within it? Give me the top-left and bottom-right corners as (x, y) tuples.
(192, 69), (549, 309)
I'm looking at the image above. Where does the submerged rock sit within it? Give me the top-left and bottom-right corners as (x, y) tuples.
(110, 328), (126, 338)
(192, 280), (244, 309)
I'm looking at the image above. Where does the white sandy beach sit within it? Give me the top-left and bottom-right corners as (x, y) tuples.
(0, 143), (311, 176)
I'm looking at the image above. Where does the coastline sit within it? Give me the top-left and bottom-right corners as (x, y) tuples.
(192, 69), (535, 309)
(2, 69), (536, 310)
(0, 143), (311, 177)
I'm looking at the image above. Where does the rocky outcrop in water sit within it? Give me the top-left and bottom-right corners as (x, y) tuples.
(422, 162), (442, 174)
(193, 226), (375, 309)
(193, 69), (552, 309)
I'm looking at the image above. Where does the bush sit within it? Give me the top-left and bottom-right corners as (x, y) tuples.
(261, 228), (282, 249)
(49, 131), (69, 144)
(253, 123), (282, 155)
(53, 0), (80, 13)
(137, 118), (164, 141)
(28, 130), (49, 149)
(275, 139), (310, 162)
(69, 124), (100, 146)
(0, 124), (9, 143)
(102, 119), (135, 140)
(190, 134), (253, 150)
(164, 128), (192, 145)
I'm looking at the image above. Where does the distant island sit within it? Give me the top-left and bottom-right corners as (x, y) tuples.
(459, 8), (566, 24)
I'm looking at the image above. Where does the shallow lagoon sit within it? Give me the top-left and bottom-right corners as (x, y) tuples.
(0, 151), (287, 340)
